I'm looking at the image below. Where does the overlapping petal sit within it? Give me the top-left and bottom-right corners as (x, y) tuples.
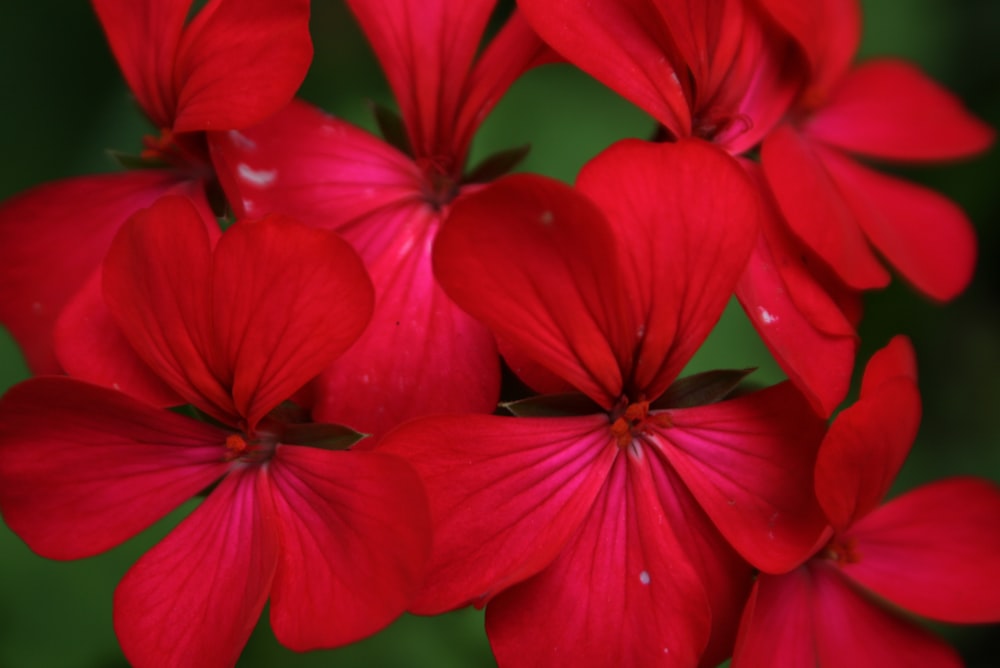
(0, 170), (190, 373)
(815, 337), (920, 531)
(266, 445), (430, 649)
(346, 0), (496, 161)
(841, 477), (1000, 624)
(817, 147), (978, 301)
(0, 377), (227, 560)
(172, 0), (312, 132)
(312, 204), (499, 438)
(577, 139), (759, 399)
(805, 60), (995, 162)
(486, 454), (711, 667)
(654, 382), (827, 572)
(114, 467), (279, 668)
(518, 0), (691, 136)
(434, 175), (634, 408)
(377, 414), (617, 614)
(761, 123), (890, 290)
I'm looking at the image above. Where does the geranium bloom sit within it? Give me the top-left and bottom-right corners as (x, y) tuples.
(0, 0), (312, 377)
(0, 196), (429, 667)
(378, 140), (828, 666)
(210, 0), (554, 438)
(733, 336), (1000, 667)
(517, 0), (992, 417)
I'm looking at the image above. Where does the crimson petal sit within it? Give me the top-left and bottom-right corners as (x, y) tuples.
(486, 454), (711, 667)
(806, 60), (995, 162)
(0, 377), (227, 560)
(266, 445), (429, 649)
(655, 382), (828, 573)
(434, 174), (634, 408)
(577, 139), (759, 399)
(114, 467), (279, 668)
(377, 413), (616, 614)
(841, 477), (1000, 624)
(172, 0), (312, 132)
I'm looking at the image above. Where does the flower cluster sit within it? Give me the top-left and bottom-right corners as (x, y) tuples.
(0, 0), (997, 666)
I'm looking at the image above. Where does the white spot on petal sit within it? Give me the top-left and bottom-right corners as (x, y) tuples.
(361, 374), (370, 384)
(242, 198), (256, 215)
(237, 163), (277, 188)
(31, 301), (43, 315)
(670, 72), (680, 86)
(663, 647), (670, 654)
(539, 210), (554, 226)
(227, 130), (257, 151)
(758, 307), (778, 325)
(112, 383), (121, 391)
(639, 570), (651, 586)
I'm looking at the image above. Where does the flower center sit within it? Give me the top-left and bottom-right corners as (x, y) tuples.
(224, 431), (278, 464)
(417, 154), (460, 208)
(822, 535), (861, 566)
(609, 398), (672, 450)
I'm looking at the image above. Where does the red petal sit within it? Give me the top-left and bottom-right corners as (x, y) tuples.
(0, 378), (227, 560)
(91, 0), (189, 127)
(311, 204), (499, 439)
(376, 414), (617, 614)
(577, 139), (759, 399)
(818, 148), (978, 301)
(172, 0), (313, 132)
(841, 477), (1000, 623)
(266, 446), (429, 649)
(486, 454), (711, 667)
(814, 337), (921, 531)
(0, 171), (188, 373)
(736, 163), (857, 417)
(434, 175), (634, 408)
(346, 0), (495, 161)
(733, 562), (962, 668)
(114, 467), (279, 668)
(761, 124), (891, 290)
(656, 382), (828, 573)
(454, 10), (557, 162)
(102, 195), (236, 423)
(212, 215), (374, 429)
(210, 100), (425, 229)
(806, 60), (995, 162)
(54, 270), (183, 406)
(518, 0), (691, 135)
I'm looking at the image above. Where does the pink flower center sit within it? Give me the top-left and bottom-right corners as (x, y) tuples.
(224, 431), (278, 464)
(417, 154), (460, 208)
(609, 399), (672, 450)
(822, 535), (861, 566)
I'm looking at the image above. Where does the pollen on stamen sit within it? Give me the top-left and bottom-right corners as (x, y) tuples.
(225, 433), (249, 461)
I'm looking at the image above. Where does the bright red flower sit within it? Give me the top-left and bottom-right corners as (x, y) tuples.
(733, 336), (1000, 668)
(0, 0), (312, 375)
(378, 140), (829, 667)
(210, 0), (555, 439)
(0, 196), (429, 667)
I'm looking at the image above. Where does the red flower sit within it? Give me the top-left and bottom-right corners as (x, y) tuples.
(0, 196), (429, 666)
(378, 140), (828, 666)
(0, 0), (312, 375)
(210, 0), (555, 438)
(733, 336), (1000, 667)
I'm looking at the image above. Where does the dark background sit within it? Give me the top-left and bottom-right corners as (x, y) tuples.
(0, 1), (997, 665)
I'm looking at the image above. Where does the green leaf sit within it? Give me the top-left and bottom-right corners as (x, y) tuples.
(464, 144), (531, 184)
(281, 422), (367, 450)
(369, 101), (413, 157)
(652, 368), (756, 410)
(502, 391), (602, 418)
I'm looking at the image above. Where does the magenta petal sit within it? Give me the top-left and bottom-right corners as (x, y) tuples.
(656, 383), (827, 573)
(377, 413), (617, 614)
(266, 445), (429, 650)
(806, 60), (995, 162)
(576, 139), (760, 398)
(312, 204), (499, 439)
(486, 454), (711, 667)
(818, 148), (978, 301)
(761, 124), (890, 291)
(114, 467), (279, 668)
(0, 378), (227, 560)
(732, 569), (819, 668)
(841, 477), (1000, 624)
(0, 171), (189, 373)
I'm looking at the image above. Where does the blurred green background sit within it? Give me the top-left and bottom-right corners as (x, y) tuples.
(0, 0), (998, 665)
